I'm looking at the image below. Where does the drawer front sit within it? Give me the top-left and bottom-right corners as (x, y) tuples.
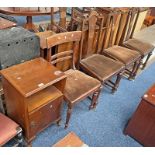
(28, 97), (62, 138)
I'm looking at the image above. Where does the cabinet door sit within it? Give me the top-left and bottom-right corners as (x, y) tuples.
(28, 97), (62, 138)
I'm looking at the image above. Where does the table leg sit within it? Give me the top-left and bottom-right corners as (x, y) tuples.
(23, 16), (39, 33)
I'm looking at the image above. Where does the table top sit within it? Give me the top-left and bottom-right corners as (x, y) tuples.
(53, 132), (87, 147)
(0, 58), (66, 97)
(143, 83), (155, 105)
(0, 17), (16, 30)
(0, 7), (59, 16)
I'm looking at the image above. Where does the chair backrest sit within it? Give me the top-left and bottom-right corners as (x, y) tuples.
(96, 8), (122, 49)
(45, 31), (82, 71)
(120, 8), (139, 43)
(80, 11), (101, 59)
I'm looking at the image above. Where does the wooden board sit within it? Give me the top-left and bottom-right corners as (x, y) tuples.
(53, 132), (87, 147)
(0, 17), (16, 30)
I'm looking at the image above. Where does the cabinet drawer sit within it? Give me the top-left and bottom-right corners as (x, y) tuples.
(28, 96), (63, 138)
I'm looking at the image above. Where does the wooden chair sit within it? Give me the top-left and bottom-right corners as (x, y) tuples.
(0, 113), (23, 146)
(38, 31), (102, 128)
(122, 8), (154, 70)
(99, 8), (142, 80)
(79, 11), (125, 93)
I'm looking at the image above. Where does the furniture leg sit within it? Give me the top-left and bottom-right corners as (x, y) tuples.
(89, 87), (101, 110)
(1, 94), (7, 114)
(132, 59), (142, 79)
(56, 118), (61, 126)
(23, 16), (39, 32)
(15, 127), (24, 147)
(65, 104), (73, 129)
(128, 59), (141, 80)
(112, 72), (123, 94)
(40, 48), (45, 58)
(141, 52), (153, 70)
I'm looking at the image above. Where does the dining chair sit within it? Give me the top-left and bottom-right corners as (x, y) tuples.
(97, 8), (142, 80)
(38, 31), (102, 128)
(0, 113), (23, 146)
(79, 11), (125, 93)
(122, 8), (154, 70)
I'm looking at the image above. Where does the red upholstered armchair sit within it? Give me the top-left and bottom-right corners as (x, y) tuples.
(0, 113), (23, 146)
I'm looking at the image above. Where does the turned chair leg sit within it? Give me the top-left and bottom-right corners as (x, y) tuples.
(56, 118), (61, 126)
(129, 59), (141, 80)
(89, 87), (101, 110)
(65, 104), (73, 129)
(112, 72), (123, 94)
(141, 52), (152, 70)
(1, 94), (7, 114)
(15, 127), (24, 147)
(132, 59), (142, 79)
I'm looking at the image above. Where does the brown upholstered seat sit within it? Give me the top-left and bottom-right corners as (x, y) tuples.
(80, 54), (124, 82)
(64, 69), (101, 104)
(103, 45), (141, 66)
(123, 38), (154, 56)
(0, 113), (19, 146)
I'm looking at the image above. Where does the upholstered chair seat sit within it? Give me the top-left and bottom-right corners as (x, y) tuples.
(103, 45), (141, 66)
(80, 54), (124, 82)
(0, 113), (19, 146)
(64, 69), (101, 104)
(123, 38), (154, 56)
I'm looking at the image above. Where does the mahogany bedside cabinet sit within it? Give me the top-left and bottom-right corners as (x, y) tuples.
(0, 58), (67, 145)
(124, 83), (155, 146)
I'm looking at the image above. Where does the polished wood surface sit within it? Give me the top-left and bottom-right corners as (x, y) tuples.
(0, 17), (16, 30)
(142, 83), (155, 105)
(0, 7), (58, 16)
(27, 86), (62, 113)
(0, 58), (67, 144)
(53, 132), (86, 147)
(124, 83), (155, 146)
(0, 58), (66, 97)
(0, 7), (59, 32)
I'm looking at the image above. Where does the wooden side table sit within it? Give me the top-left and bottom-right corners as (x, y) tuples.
(53, 132), (88, 147)
(0, 58), (67, 145)
(124, 83), (155, 146)
(0, 7), (59, 32)
(0, 17), (17, 30)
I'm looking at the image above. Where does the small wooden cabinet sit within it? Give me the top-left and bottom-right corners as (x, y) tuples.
(124, 83), (155, 146)
(0, 58), (67, 144)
